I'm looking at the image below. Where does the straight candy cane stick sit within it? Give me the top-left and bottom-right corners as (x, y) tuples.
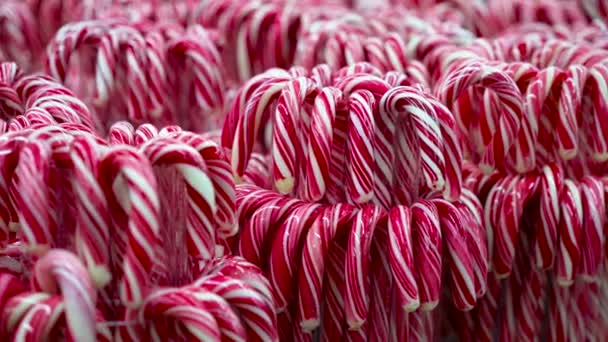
(387, 205), (419, 312)
(579, 175), (605, 281)
(556, 179), (583, 286)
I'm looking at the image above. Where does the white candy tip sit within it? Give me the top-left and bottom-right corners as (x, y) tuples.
(591, 152), (608, 162)
(348, 320), (365, 330)
(354, 192), (373, 204)
(403, 300), (420, 312)
(495, 272), (510, 280)
(234, 174), (243, 184)
(420, 301), (439, 311)
(559, 149), (577, 160)
(300, 319), (320, 331)
(557, 278), (574, 287)
(275, 177), (295, 194)
(90, 266), (112, 288)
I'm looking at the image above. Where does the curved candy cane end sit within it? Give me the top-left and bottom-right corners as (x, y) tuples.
(275, 177), (294, 195)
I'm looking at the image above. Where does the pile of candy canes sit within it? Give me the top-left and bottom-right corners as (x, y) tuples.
(0, 0), (608, 341)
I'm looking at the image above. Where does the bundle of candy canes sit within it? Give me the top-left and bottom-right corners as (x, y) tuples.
(1, 0), (608, 341)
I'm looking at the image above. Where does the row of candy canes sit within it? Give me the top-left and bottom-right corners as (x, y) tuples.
(220, 62), (490, 340)
(0, 61), (282, 341)
(423, 13), (608, 340)
(45, 20), (227, 132)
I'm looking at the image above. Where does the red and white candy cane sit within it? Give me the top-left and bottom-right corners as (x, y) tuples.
(272, 77), (318, 195)
(0, 2), (42, 71)
(433, 199), (477, 310)
(410, 199), (442, 310)
(120, 287), (224, 341)
(584, 63), (608, 162)
(345, 205), (386, 329)
(98, 145), (160, 308)
(97, 24), (149, 124)
(535, 163), (563, 270)
(269, 202), (322, 311)
(483, 174), (517, 270)
(230, 72), (292, 181)
(388, 205), (420, 313)
(438, 61), (524, 173)
(166, 26), (226, 131)
(494, 174), (538, 278)
(579, 175), (606, 281)
(297, 204), (356, 331)
(31, 249), (99, 342)
(69, 135), (112, 289)
(170, 131), (236, 238)
(108, 121), (135, 145)
(134, 123), (159, 146)
(142, 137), (217, 261)
(239, 195), (302, 267)
(194, 273), (279, 342)
(10, 140), (54, 255)
(458, 188), (488, 297)
(556, 65), (586, 161)
(556, 179), (584, 286)
(304, 86), (342, 202)
(320, 238), (348, 342)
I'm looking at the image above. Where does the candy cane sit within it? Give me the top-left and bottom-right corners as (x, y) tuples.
(304, 86), (342, 202)
(134, 123), (159, 146)
(438, 61), (524, 173)
(69, 135), (112, 288)
(387, 205), (419, 312)
(494, 174), (538, 277)
(239, 196), (301, 267)
(142, 137), (217, 261)
(10, 140), (53, 254)
(410, 199), (442, 310)
(194, 273), (279, 342)
(109, 121), (135, 145)
(169, 131), (236, 238)
(272, 77), (318, 195)
(297, 204), (356, 330)
(30, 249), (98, 342)
(231, 74), (291, 180)
(268, 202), (322, 311)
(345, 205), (385, 328)
(433, 199), (476, 310)
(98, 145), (160, 308)
(556, 179), (583, 286)
(578, 176), (605, 281)
(585, 63), (608, 162)
(321, 238), (348, 342)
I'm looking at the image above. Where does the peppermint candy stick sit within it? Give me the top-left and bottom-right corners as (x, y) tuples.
(556, 65), (586, 160)
(269, 203), (322, 311)
(535, 163), (562, 270)
(272, 77), (317, 194)
(109, 121), (135, 145)
(69, 135), (112, 288)
(579, 176), (605, 281)
(586, 64), (608, 162)
(136, 288), (222, 341)
(410, 200), (442, 310)
(345, 205), (385, 329)
(367, 221), (392, 341)
(556, 179), (583, 286)
(321, 240), (348, 342)
(484, 174), (518, 269)
(98, 146), (160, 308)
(438, 62), (524, 173)
(195, 274), (279, 342)
(297, 204), (356, 330)
(494, 174), (538, 277)
(231, 74), (291, 180)
(10, 140), (53, 254)
(142, 138), (217, 261)
(167, 26), (225, 130)
(388, 205), (419, 312)
(239, 196), (301, 267)
(304, 87), (342, 202)
(31, 249), (98, 342)
(170, 131), (236, 238)
(346, 89), (376, 204)
(433, 199), (476, 310)
(458, 189), (488, 298)
(381, 86), (446, 196)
